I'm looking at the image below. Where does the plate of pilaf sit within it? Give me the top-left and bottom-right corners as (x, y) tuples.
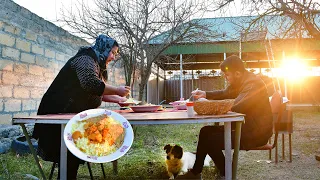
(64, 109), (134, 163)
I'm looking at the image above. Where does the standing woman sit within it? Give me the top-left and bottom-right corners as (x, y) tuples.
(33, 34), (130, 179)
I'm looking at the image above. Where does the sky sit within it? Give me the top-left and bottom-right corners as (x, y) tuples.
(13, 0), (242, 28)
(13, 0), (75, 27)
(14, 0), (71, 22)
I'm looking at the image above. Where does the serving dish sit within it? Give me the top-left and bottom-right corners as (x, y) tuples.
(129, 105), (161, 112)
(169, 100), (187, 110)
(118, 102), (136, 107)
(64, 109), (134, 163)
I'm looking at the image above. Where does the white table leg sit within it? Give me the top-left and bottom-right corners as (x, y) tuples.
(60, 124), (67, 180)
(224, 122), (232, 180)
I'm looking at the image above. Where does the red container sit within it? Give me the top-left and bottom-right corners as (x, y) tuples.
(186, 102), (194, 106)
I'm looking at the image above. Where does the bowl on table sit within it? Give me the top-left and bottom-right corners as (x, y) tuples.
(194, 99), (234, 115)
(175, 104), (187, 110)
(118, 102), (136, 107)
(169, 100), (187, 110)
(129, 105), (161, 112)
(118, 97), (142, 107)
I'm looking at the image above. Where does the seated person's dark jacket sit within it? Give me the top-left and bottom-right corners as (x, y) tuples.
(206, 71), (273, 149)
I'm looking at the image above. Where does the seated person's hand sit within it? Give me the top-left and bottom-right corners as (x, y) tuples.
(117, 86), (131, 96)
(192, 89), (206, 100)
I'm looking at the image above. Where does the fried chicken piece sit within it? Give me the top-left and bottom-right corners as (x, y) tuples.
(83, 122), (93, 129)
(86, 125), (98, 134)
(107, 124), (124, 146)
(97, 123), (105, 131)
(107, 137), (114, 146)
(82, 115), (123, 146)
(72, 131), (82, 141)
(88, 130), (103, 143)
(109, 124), (124, 138)
(99, 117), (108, 125)
(95, 132), (103, 143)
(85, 114), (109, 123)
(103, 132), (114, 146)
(101, 128), (109, 140)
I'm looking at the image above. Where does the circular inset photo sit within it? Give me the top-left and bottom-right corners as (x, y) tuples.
(64, 109), (134, 163)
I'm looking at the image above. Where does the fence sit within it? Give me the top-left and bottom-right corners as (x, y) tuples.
(164, 75), (225, 103)
(163, 73), (320, 104)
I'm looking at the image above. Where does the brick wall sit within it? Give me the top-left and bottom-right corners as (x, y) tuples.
(0, 0), (126, 124)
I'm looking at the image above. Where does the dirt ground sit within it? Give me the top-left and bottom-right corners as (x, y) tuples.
(210, 109), (320, 180)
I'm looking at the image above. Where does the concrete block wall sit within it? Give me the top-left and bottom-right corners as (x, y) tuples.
(0, 0), (126, 124)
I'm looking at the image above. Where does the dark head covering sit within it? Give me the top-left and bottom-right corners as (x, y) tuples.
(91, 34), (119, 70)
(220, 55), (246, 73)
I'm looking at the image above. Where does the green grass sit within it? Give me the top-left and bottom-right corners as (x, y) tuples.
(1, 110), (320, 179)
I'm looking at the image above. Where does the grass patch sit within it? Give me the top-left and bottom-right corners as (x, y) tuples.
(1, 110), (320, 179)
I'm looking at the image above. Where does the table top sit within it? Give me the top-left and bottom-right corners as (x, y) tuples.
(286, 103), (320, 110)
(12, 110), (245, 125)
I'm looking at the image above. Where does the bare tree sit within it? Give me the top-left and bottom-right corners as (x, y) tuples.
(59, 0), (218, 101)
(210, 0), (320, 39)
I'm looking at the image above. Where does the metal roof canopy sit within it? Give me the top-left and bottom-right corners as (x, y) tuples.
(150, 15), (320, 71)
(155, 38), (320, 70)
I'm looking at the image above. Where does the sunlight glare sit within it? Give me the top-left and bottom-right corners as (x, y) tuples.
(278, 58), (308, 81)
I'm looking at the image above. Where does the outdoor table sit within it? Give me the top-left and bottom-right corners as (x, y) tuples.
(12, 110), (244, 180)
(286, 103), (320, 111)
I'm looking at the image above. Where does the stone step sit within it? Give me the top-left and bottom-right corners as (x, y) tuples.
(0, 124), (35, 154)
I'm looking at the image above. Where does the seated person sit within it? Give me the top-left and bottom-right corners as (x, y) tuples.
(177, 55), (273, 179)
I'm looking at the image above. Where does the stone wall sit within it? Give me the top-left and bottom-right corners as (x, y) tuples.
(0, 0), (126, 125)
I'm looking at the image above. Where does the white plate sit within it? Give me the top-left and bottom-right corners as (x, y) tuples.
(64, 109), (134, 163)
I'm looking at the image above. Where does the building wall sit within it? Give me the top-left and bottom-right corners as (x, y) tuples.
(0, 0), (126, 124)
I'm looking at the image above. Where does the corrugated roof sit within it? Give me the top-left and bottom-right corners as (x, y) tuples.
(148, 15), (316, 44)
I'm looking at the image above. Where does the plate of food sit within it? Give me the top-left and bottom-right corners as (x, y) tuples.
(129, 104), (161, 112)
(169, 100), (187, 110)
(118, 98), (141, 107)
(64, 109), (134, 163)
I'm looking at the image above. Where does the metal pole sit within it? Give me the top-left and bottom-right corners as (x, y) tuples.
(191, 70), (194, 90)
(282, 50), (288, 97)
(239, 33), (242, 59)
(232, 121), (242, 180)
(157, 66), (159, 104)
(147, 77), (150, 103)
(21, 124), (47, 180)
(60, 124), (67, 180)
(224, 122), (232, 180)
(164, 70), (167, 102)
(180, 54), (183, 99)
(224, 52), (227, 89)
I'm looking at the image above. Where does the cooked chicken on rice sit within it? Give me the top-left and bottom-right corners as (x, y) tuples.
(71, 114), (125, 156)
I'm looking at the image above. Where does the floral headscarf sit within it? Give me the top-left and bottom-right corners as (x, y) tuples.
(91, 34), (118, 70)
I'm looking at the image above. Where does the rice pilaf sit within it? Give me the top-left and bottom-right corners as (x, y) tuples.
(71, 114), (125, 156)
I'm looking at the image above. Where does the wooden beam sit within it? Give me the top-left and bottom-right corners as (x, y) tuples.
(162, 39), (320, 55)
(161, 59), (320, 70)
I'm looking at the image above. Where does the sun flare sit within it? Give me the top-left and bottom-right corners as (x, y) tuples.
(277, 57), (309, 80)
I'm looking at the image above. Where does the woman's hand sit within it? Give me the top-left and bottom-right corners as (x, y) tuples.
(118, 96), (127, 103)
(116, 86), (131, 97)
(191, 89), (206, 100)
(102, 95), (127, 103)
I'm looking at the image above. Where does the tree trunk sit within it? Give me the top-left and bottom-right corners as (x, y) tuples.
(138, 82), (146, 102)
